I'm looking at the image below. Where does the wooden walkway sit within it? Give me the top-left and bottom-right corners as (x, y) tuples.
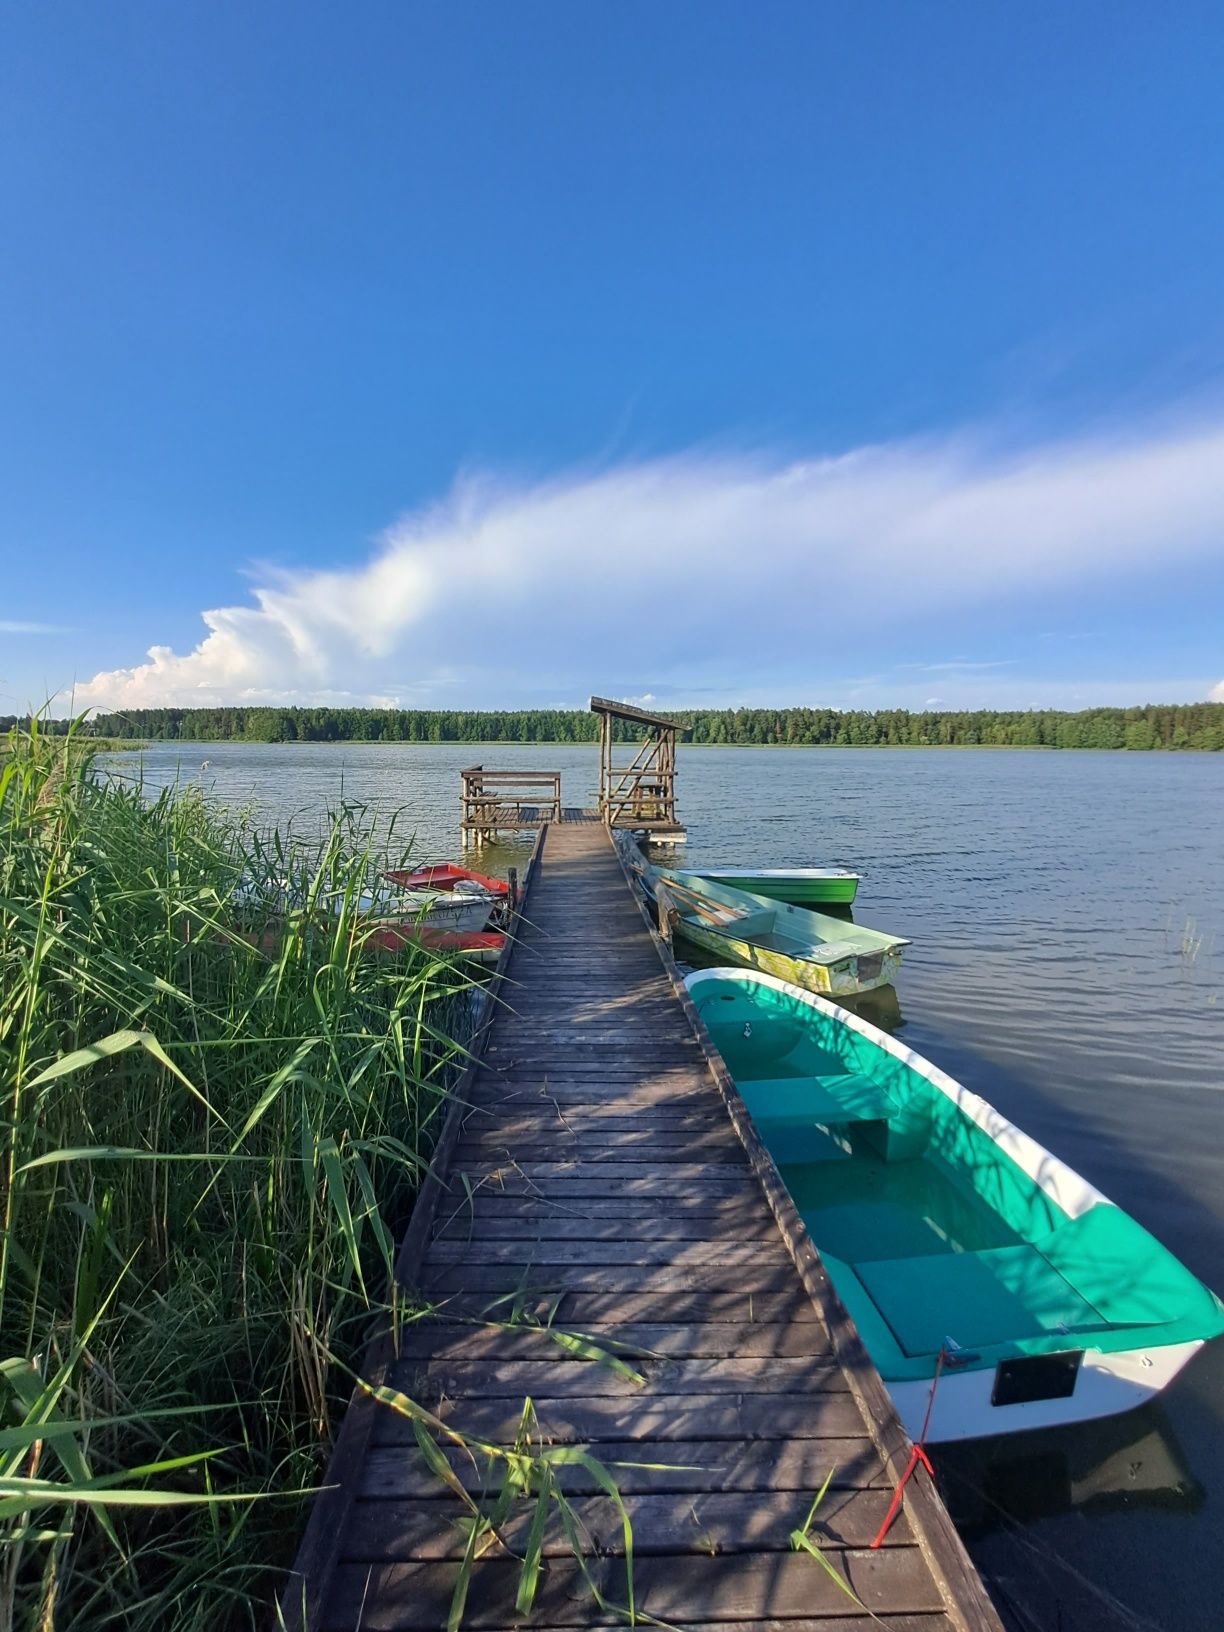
(290, 823), (1001, 1631)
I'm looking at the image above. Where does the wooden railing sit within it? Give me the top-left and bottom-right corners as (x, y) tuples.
(603, 767), (676, 827)
(460, 765), (562, 841)
(601, 731), (677, 828)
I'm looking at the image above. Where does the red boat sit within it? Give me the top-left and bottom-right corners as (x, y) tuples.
(384, 861), (508, 897)
(359, 923), (506, 964)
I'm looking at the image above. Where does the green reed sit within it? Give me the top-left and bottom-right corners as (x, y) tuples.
(0, 720), (478, 1629)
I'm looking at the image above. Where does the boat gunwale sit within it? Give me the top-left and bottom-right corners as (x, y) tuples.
(385, 860), (510, 896)
(684, 966), (1107, 1223)
(698, 866), (861, 880)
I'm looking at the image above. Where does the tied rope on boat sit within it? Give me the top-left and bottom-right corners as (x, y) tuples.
(869, 1344), (964, 1549)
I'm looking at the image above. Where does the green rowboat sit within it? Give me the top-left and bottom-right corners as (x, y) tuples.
(687, 967), (1224, 1441)
(620, 839), (907, 997)
(694, 867), (859, 906)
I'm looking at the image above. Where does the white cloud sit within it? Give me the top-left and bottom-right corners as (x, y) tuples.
(74, 415), (1224, 711)
(903, 660), (1018, 674)
(1, 620), (72, 635)
(1210, 680), (1224, 702)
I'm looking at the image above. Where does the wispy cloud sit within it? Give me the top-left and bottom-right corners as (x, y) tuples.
(74, 412), (1224, 710)
(901, 660), (1018, 674)
(1, 620), (73, 635)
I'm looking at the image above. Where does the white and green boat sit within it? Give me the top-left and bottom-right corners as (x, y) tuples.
(693, 867), (860, 907)
(621, 839), (907, 997)
(687, 967), (1224, 1441)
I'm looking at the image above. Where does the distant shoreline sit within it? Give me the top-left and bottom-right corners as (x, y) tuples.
(15, 699), (1221, 753)
(101, 738), (1222, 754)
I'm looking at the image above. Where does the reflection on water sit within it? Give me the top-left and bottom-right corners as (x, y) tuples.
(939, 1406), (1206, 1632)
(942, 1402), (1203, 1531)
(110, 741), (1224, 1631)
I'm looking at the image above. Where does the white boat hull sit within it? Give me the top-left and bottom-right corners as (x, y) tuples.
(358, 887), (496, 933)
(885, 1340), (1204, 1443)
(411, 894), (495, 932)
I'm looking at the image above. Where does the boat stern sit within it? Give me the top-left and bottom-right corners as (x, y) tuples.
(887, 1339), (1208, 1443)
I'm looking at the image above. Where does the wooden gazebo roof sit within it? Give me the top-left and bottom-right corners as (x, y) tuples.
(588, 695), (685, 733)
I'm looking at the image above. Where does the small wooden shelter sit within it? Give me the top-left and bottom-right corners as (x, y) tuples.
(590, 695), (686, 840)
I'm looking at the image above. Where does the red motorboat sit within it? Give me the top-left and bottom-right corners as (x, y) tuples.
(359, 923), (506, 964)
(384, 861), (509, 897)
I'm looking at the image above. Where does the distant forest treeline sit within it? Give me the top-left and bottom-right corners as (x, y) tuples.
(7, 702), (1224, 750)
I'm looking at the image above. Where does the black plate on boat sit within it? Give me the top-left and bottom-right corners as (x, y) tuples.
(992, 1350), (1082, 1407)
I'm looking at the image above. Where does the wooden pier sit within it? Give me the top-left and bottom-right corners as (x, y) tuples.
(460, 697), (688, 847)
(285, 822), (1001, 1632)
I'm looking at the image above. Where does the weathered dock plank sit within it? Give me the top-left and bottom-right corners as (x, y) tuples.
(323, 1550), (947, 1628)
(394, 1354), (849, 1398)
(369, 1390), (869, 1446)
(284, 823), (1001, 1632)
(390, 1320), (828, 1359)
(417, 1288), (826, 1326)
(348, 1487), (917, 1559)
(359, 1435), (890, 1499)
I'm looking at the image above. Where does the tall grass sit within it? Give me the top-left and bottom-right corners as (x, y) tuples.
(0, 721), (477, 1630)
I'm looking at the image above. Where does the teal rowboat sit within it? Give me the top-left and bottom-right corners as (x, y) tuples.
(620, 839), (907, 997)
(687, 967), (1224, 1441)
(694, 868), (860, 907)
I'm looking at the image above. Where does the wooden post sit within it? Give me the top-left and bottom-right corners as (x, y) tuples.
(598, 711), (610, 822)
(507, 866), (518, 911)
(656, 881), (677, 945)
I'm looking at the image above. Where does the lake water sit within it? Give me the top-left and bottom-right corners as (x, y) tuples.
(114, 741), (1224, 1631)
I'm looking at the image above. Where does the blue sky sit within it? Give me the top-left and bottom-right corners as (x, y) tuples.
(2, 1), (1223, 714)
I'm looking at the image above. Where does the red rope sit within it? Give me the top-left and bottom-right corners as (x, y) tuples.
(869, 1347), (948, 1550)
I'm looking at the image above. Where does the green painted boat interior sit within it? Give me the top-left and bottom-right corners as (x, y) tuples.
(690, 973), (1224, 1380)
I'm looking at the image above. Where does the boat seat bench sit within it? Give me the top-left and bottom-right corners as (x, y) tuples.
(855, 1244), (1107, 1357)
(737, 1072), (892, 1126)
(815, 1202), (1220, 1383)
(717, 907), (777, 937)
